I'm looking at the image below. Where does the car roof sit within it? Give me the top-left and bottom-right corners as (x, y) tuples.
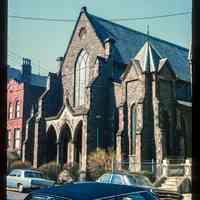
(103, 171), (142, 176)
(30, 182), (149, 200)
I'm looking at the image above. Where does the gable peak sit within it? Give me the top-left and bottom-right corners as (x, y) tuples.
(81, 6), (87, 13)
(134, 41), (162, 73)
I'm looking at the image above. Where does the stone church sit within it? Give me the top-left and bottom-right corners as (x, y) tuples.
(23, 7), (192, 178)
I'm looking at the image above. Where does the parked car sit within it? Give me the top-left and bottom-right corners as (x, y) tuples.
(97, 172), (183, 200)
(97, 171), (153, 187)
(7, 169), (55, 192)
(24, 182), (159, 200)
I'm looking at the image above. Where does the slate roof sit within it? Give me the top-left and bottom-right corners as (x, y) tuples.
(8, 67), (47, 88)
(87, 13), (190, 82)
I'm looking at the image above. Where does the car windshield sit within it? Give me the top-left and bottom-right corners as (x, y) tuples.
(24, 171), (44, 178)
(128, 175), (152, 186)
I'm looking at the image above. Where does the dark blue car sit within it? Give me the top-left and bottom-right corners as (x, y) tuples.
(24, 182), (159, 200)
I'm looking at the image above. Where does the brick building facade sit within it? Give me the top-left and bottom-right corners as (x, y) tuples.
(23, 7), (192, 178)
(7, 58), (47, 157)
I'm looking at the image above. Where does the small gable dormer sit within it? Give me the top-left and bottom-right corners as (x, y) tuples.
(134, 41), (162, 73)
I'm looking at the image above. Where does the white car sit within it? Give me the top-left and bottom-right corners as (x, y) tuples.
(7, 169), (55, 192)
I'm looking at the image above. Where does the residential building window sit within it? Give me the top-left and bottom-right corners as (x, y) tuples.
(75, 49), (90, 106)
(7, 130), (12, 148)
(14, 129), (21, 150)
(131, 105), (137, 155)
(15, 100), (20, 118)
(8, 103), (13, 119)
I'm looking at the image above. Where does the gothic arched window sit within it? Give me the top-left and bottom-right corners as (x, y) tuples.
(75, 49), (90, 106)
(131, 105), (137, 155)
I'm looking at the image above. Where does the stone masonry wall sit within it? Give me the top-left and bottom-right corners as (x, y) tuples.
(62, 11), (105, 107)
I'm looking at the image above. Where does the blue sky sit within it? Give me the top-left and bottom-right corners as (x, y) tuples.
(8, 0), (192, 75)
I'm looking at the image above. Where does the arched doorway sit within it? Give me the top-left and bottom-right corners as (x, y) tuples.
(46, 125), (57, 163)
(59, 123), (72, 165)
(74, 121), (82, 168)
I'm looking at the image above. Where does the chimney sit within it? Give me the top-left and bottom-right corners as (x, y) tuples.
(104, 38), (115, 59)
(56, 56), (64, 73)
(22, 58), (32, 82)
(46, 72), (57, 90)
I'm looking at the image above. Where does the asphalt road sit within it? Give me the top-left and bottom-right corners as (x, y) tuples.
(7, 191), (28, 200)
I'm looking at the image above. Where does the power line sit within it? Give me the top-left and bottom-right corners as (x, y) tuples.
(8, 50), (50, 73)
(8, 11), (191, 23)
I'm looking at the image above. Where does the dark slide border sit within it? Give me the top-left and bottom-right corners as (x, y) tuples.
(0, 0), (7, 199)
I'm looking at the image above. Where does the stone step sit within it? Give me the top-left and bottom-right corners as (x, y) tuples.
(159, 186), (178, 191)
(166, 177), (183, 181)
(161, 184), (178, 189)
(161, 182), (179, 186)
(182, 194), (192, 200)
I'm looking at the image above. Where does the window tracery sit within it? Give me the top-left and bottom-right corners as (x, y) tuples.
(75, 49), (90, 106)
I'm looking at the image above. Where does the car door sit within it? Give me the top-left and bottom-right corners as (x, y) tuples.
(7, 170), (18, 188)
(14, 170), (23, 187)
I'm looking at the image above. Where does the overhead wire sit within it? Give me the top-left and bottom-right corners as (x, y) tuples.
(8, 10), (192, 79)
(8, 50), (50, 73)
(8, 11), (191, 23)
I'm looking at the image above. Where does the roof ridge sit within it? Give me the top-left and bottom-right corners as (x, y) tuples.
(9, 66), (47, 78)
(88, 13), (188, 52)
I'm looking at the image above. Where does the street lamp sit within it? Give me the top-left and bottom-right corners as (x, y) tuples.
(96, 115), (101, 149)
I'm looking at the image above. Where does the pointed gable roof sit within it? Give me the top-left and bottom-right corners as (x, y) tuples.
(86, 12), (190, 82)
(134, 41), (162, 72)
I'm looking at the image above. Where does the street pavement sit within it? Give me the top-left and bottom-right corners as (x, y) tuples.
(7, 191), (28, 200)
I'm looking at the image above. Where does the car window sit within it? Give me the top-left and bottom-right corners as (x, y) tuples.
(127, 175), (137, 185)
(111, 175), (123, 185)
(134, 176), (152, 186)
(98, 174), (111, 183)
(16, 171), (22, 177)
(9, 170), (17, 176)
(24, 171), (43, 178)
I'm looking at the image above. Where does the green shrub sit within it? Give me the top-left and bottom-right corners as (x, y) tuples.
(10, 160), (32, 171)
(87, 148), (115, 181)
(38, 161), (62, 181)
